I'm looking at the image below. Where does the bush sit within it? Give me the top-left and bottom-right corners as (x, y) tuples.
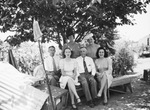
(112, 46), (136, 78)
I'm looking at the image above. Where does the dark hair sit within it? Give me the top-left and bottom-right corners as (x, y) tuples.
(48, 46), (55, 50)
(66, 28), (74, 39)
(62, 47), (73, 58)
(96, 47), (108, 58)
(79, 46), (87, 56)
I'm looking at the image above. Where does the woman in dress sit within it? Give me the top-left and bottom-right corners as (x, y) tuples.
(95, 47), (113, 105)
(59, 47), (81, 110)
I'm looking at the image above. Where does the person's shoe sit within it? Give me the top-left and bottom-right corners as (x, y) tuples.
(88, 101), (94, 108)
(77, 98), (82, 106)
(71, 104), (78, 110)
(103, 99), (108, 106)
(93, 98), (100, 106)
(103, 102), (108, 106)
(97, 91), (102, 98)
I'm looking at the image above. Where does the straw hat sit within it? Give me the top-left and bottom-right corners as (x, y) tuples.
(84, 33), (93, 40)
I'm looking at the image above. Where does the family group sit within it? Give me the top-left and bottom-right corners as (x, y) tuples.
(33, 32), (113, 110)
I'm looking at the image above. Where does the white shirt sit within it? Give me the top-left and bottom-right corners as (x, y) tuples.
(33, 65), (45, 80)
(76, 56), (96, 76)
(44, 56), (59, 71)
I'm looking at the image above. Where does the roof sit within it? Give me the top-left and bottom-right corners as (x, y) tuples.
(0, 61), (48, 110)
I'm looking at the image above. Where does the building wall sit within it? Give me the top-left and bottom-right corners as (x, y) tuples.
(138, 34), (150, 47)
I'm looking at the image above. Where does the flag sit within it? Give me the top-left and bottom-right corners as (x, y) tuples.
(33, 19), (43, 42)
(33, 19), (55, 110)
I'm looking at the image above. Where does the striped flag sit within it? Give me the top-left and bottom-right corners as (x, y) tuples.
(33, 19), (43, 42)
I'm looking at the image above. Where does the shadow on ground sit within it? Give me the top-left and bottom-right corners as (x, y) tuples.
(66, 77), (150, 110)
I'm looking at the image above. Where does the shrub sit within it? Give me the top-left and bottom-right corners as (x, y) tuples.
(112, 45), (136, 77)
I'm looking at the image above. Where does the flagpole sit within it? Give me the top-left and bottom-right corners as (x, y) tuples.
(38, 40), (55, 110)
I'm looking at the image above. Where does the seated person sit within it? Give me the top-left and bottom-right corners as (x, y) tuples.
(44, 46), (61, 86)
(76, 47), (98, 108)
(95, 47), (113, 105)
(59, 47), (81, 110)
(33, 64), (45, 84)
(85, 33), (100, 60)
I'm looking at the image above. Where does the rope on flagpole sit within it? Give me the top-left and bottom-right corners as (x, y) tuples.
(38, 40), (55, 110)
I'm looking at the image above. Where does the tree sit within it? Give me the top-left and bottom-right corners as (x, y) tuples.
(0, 0), (150, 52)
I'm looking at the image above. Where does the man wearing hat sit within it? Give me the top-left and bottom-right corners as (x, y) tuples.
(84, 33), (100, 60)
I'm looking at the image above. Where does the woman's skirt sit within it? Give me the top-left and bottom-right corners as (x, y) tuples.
(59, 76), (79, 89)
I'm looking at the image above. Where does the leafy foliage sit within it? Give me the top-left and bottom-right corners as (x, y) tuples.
(0, 0), (150, 51)
(112, 43), (136, 77)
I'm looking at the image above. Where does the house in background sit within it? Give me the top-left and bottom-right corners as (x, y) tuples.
(137, 34), (150, 57)
(138, 34), (150, 47)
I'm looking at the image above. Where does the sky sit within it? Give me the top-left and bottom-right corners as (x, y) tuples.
(0, 4), (150, 42)
(116, 4), (150, 41)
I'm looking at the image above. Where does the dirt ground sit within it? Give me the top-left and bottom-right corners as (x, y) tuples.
(65, 78), (150, 110)
(66, 57), (150, 110)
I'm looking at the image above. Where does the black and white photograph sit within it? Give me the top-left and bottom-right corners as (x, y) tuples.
(0, 0), (150, 110)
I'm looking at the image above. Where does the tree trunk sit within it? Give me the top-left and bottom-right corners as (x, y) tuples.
(58, 33), (63, 50)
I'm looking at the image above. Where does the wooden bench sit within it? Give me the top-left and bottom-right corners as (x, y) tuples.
(108, 73), (139, 98)
(36, 84), (69, 110)
(76, 73), (139, 98)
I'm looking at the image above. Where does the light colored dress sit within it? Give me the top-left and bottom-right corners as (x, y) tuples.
(95, 57), (113, 88)
(59, 59), (79, 89)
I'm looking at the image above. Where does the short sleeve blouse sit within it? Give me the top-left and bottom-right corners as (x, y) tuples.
(59, 59), (77, 72)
